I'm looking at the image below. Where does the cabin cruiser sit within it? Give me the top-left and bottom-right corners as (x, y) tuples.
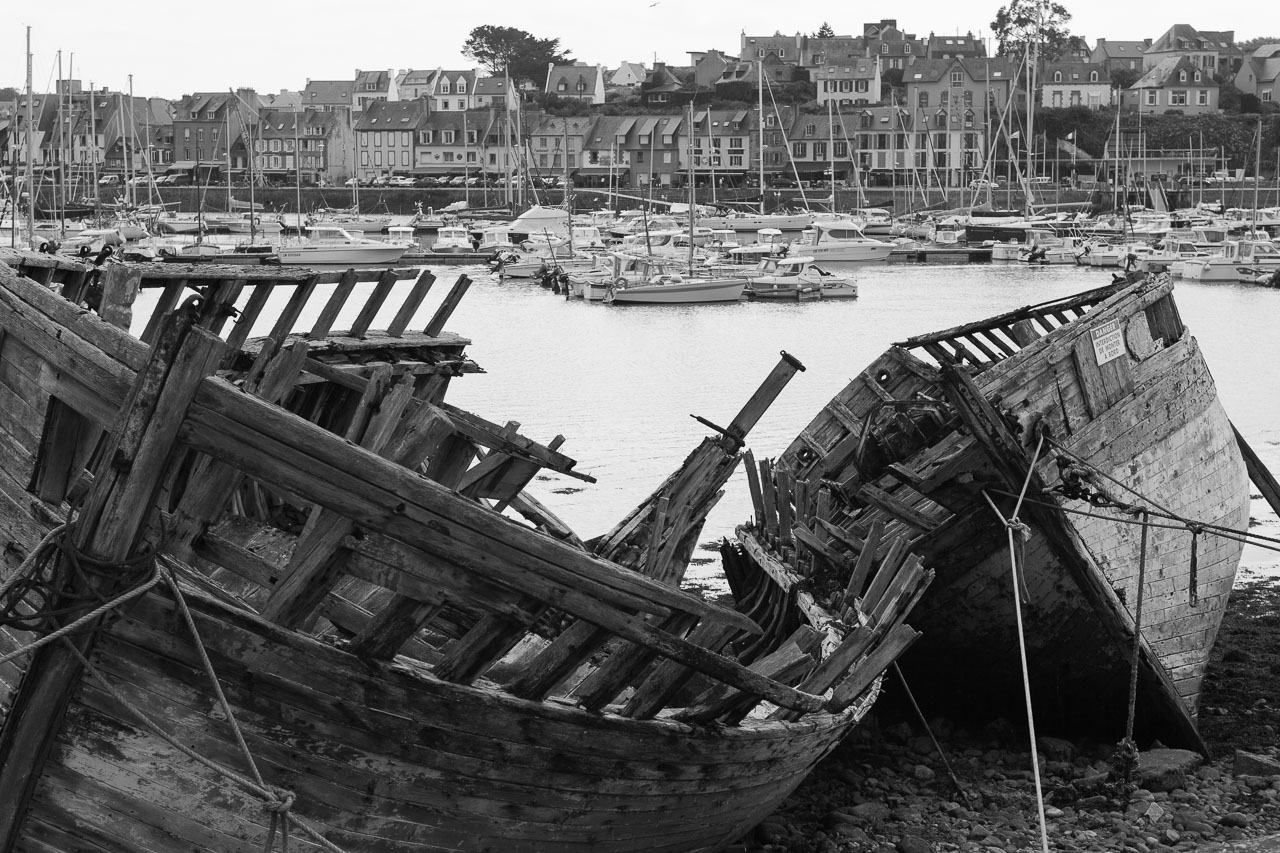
(276, 225), (407, 265)
(745, 255), (857, 301)
(1175, 239), (1280, 282)
(795, 221), (893, 262)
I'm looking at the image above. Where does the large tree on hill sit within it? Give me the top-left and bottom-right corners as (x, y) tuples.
(462, 25), (572, 87)
(990, 0), (1075, 61)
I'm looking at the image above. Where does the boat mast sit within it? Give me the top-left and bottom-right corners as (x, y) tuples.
(827, 98), (836, 212)
(24, 27), (34, 244)
(127, 75), (135, 209)
(88, 79), (99, 219)
(57, 51), (64, 238)
(225, 102), (233, 213)
(295, 113), (303, 238)
(465, 111), (472, 209)
(757, 59), (765, 214)
(687, 101), (695, 274)
(1251, 119), (1262, 233)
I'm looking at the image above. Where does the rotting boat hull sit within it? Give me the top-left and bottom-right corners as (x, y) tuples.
(0, 251), (927, 852)
(743, 277), (1248, 751)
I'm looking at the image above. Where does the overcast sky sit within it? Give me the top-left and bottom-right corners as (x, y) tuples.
(7, 1), (1274, 98)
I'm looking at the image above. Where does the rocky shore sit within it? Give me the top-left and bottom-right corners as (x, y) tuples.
(735, 575), (1280, 853)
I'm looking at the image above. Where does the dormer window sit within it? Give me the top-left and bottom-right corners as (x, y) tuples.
(366, 83), (376, 91)
(758, 48), (765, 58)
(905, 44), (912, 53)
(441, 81), (451, 94)
(1089, 71), (1098, 82)
(1054, 71), (1063, 82)
(881, 44), (889, 54)
(558, 81), (567, 91)
(577, 81), (586, 91)
(1180, 71), (1187, 82)
(1194, 71), (1201, 82)
(778, 48), (785, 58)
(457, 80), (466, 93)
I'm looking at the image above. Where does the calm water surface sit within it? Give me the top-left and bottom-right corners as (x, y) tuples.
(136, 261), (1280, 587)
(437, 262), (1280, 586)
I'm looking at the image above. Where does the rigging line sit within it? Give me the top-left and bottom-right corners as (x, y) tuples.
(986, 490), (1280, 555)
(979, 489), (1051, 853)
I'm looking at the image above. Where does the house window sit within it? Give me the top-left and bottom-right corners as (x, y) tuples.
(441, 81), (451, 94)
(1145, 90), (1157, 106)
(778, 49), (785, 58)
(639, 134), (650, 145)
(1194, 71), (1202, 82)
(653, 92), (669, 102)
(1052, 91), (1064, 107)
(918, 91), (929, 108)
(729, 137), (743, 150)
(793, 141), (807, 157)
(577, 81), (586, 91)
(375, 132), (384, 146)
(374, 151), (382, 166)
(813, 141), (826, 160)
(1170, 90), (1187, 106)
(963, 110), (974, 127)
(197, 129), (204, 142)
(859, 113), (871, 129)
(662, 151), (672, 163)
(905, 44), (912, 53)
(1070, 90), (1082, 105)
(881, 44), (889, 54)
(805, 124), (816, 137)
(458, 80), (466, 93)
(558, 82), (567, 91)
(758, 49), (765, 58)
(538, 137), (547, 148)
(422, 130), (433, 144)
(950, 70), (963, 87)
(1179, 71), (1187, 82)
(402, 151), (409, 166)
(1197, 90), (1209, 105)
(635, 150), (644, 162)
(359, 132), (369, 146)
(1090, 71), (1099, 82)
(856, 80), (868, 93)
(1054, 71), (1063, 82)
(467, 129), (477, 144)
(935, 110), (946, 128)
(765, 116), (776, 128)
(442, 130), (455, 144)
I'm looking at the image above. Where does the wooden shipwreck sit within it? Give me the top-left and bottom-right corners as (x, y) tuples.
(0, 252), (931, 852)
(732, 277), (1251, 754)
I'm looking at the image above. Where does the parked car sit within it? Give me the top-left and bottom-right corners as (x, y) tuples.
(388, 176), (416, 188)
(413, 177), (437, 188)
(969, 178), (993, 190)
(1028, 176), (1052, 186)
(98, 174), (120, 186)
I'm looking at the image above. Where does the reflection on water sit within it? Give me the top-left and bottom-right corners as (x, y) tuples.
(131, 262), (1280, 585)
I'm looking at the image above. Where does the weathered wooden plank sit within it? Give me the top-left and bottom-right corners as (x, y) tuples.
(349, 269), (401, 338)
(386, 271), (436, 338)
(855, 483), (938, 531)
(307, 268), (360, 340)
(1072, 336), (1111, 419)
(843, 519), (885, 603)
(138, 279), (188, 345)
(423, 275), (472, 337)
(220, 282), (274, 358)
(265, 274), (321, 343)
(828, 623), (922, 711)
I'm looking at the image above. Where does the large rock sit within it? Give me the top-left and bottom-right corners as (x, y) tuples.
(1135, 749), (1203, 793)
(1233, 750), (1280, 778)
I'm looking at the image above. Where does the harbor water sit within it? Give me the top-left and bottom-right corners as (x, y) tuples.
(135, 261), (1280, 589)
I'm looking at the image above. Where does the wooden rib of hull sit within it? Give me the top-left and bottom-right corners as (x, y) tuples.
(762, 278), (1248, 748)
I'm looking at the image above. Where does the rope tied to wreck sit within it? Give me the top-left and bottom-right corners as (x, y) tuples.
(0, 523), (165, 666)
(980, 431), (1052, 853)
(56, 560), (350, 853)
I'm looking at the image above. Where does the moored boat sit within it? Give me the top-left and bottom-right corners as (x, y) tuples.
(745, 255), (857, 301)
(276, 225), (407, 265)
(0, 252), (930, 851)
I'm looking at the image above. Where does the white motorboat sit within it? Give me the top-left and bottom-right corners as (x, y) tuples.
(745, 256), (857, 301)
(276, 225), (408, 265)
(605, 273), (747, 305)
(1176, 239), (1280, 282)
(794, 221), (894, 262)
(431, 225), (477, 253)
